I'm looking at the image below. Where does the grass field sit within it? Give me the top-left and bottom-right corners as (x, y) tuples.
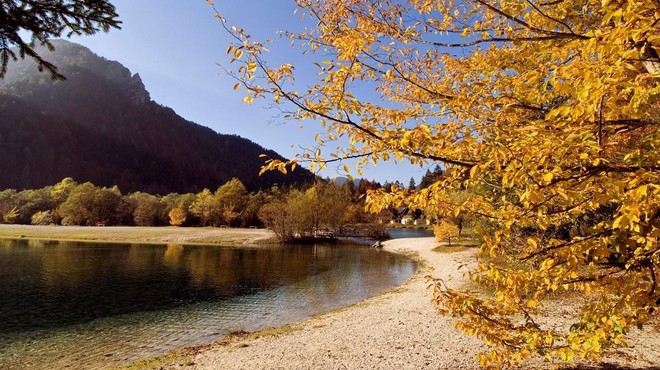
(0, 224), (278, 246)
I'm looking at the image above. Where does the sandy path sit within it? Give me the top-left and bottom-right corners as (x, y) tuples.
(177, 238), (485, 369)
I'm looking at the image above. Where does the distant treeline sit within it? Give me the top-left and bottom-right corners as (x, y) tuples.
(0, 177), (398, 242)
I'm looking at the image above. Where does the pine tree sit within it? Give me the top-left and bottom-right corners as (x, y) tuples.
(408, 177), (416, 191)
(0, 0), (121, 79)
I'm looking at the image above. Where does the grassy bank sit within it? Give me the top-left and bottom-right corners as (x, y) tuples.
(0, 224), (278, 246)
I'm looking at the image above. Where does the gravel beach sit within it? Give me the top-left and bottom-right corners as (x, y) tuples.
(156, 237), (660, 370)
(173, 237), (485, 369)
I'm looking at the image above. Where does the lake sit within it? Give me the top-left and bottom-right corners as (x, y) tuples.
(387, 227), (434, 239)
(0, 238), (416, 369)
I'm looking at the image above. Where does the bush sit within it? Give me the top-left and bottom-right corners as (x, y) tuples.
(31, 210), (55, 225)
(2, 207), (19, 224)
(61, 216), (78, 226)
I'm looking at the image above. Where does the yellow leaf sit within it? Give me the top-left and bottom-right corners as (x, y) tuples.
(217, 3), (660, 366)
(527, 238), (537, 249)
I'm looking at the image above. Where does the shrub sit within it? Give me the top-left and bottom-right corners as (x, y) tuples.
(2, 207), (19, 224)
(31, 210), (55, 225)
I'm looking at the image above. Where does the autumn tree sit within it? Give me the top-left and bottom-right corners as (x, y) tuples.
(93, 185), (122, 224)
(2, 207), (19, 224)
(283, 189), (317, 238)
(434, 220), (459, 246)
(15, 187), (56, 224)
(58, 182), (97, 226)
(162, 192), (196, 223)
(428, 189), (475, 237)
(168, 207), (187, 226)
(340, 178), (356, 202)
(0, 0), (121, 79)
(342, 202), (369, 224)
(59, 182), (121, 225)
(127, 192), (164, 226)
(313, 180), (351, 231)
(239, 190), (269, 227)
(189, 188), (217, 226)
(258, 181), (352, 241)
(219, 0), (660, 367)
(215, 178), (248, 227)
(258, 198), (294, 241)
(51, 177), (77, 204)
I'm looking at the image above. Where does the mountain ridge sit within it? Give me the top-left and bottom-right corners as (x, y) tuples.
(0, 40), (314, 194)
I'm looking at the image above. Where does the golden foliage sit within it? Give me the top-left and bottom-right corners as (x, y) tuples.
(434, 220), (460, 246)
(168, 207), (187, 226)
(2, 206), (19, 224)
(217, 0), (660, 366)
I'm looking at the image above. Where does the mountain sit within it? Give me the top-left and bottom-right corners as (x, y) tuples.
(331, 176), (361, 187)
(0, 40), (314, 194)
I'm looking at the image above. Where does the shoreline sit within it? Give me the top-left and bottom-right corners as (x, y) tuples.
(3, 225), (658, 368)
(125, 237), (487, 369)
(125, 238), (660, 370)
(0, 224), (279, 246)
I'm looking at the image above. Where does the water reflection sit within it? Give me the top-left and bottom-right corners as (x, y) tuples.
(0, 239), (416, 369)
(163, 243), (183, 267)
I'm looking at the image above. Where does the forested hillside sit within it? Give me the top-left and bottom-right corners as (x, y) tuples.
(0, 40), (314, 194)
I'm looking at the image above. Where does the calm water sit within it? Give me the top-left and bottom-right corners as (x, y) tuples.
(0, 238), (416, 369)
(388, 227), (434, 239)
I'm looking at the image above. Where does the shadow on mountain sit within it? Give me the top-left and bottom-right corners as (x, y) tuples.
(0, 40), (314, 193)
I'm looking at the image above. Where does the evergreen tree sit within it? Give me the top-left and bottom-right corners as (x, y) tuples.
(408, 177), (416, 191)
(419, 166), (443, 189)
(0, 0), (121, 79)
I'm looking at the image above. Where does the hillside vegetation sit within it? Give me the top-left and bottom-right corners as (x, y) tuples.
(0, 40), (314, 194)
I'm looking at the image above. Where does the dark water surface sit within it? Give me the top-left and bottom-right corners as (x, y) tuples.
(0, 238), (416, 369)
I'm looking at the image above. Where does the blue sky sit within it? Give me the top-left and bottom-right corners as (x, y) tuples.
(70, 0), (428, 185)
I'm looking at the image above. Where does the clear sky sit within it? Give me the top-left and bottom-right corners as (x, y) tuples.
(70, 0), (429, 185)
